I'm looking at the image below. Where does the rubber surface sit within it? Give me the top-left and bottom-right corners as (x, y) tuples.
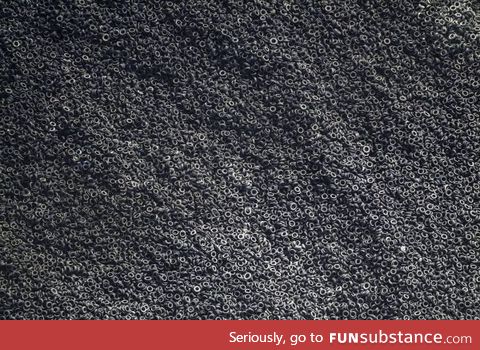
(1, 0), (479, 319)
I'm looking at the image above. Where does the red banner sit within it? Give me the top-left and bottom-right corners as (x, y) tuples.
(0, 321), (477, 349)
